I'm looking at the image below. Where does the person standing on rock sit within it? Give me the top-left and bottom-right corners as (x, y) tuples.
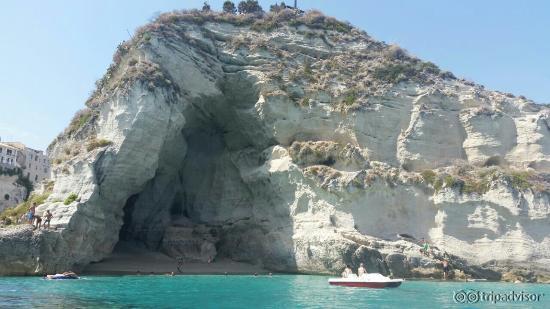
(442, 259), (450, 280)
(33, 215), (42, 230)
(30, 203), (36, 218)
(26, 210), (33, 224)
(420, 238), (431, 257)
(44, 210), (53, 229)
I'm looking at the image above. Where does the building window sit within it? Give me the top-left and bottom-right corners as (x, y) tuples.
(0, 147), (2, 153)
(35, 175), (38, 182)
(7, 149), (12, 155)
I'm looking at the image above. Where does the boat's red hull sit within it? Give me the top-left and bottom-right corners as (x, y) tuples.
(329, 281), (402, 288)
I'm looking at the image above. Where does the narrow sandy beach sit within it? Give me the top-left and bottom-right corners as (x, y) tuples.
(83, 242), (267, 275)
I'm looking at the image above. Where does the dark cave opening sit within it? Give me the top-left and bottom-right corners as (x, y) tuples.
(107, 75), (296, 269)
(119, 193), (139, 242)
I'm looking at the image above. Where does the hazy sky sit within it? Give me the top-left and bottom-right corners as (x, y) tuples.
(1, 0), (548, 150)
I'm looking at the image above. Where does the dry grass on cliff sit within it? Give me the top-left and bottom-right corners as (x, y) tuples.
(86, 138), (113, 152)
(66, 108), (97, 136)
(420, 166), (542, 194)
(143, 9), (352, 34)
(86, 56), (177, 109)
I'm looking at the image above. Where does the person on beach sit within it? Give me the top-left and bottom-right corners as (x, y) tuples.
(357, 263), (367, 277)
(341, 265), (354, 278)
(44, 210), (53, 229)
(442, 259), (450, 280)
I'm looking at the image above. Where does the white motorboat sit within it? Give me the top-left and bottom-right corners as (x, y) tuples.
(328, 273), (403, 288)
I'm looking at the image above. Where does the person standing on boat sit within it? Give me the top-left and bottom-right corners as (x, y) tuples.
(357, 263), (367, 277)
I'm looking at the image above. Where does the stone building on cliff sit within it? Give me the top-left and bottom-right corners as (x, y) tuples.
(0, 141), (50, 184)
(0, 141), (51, 211)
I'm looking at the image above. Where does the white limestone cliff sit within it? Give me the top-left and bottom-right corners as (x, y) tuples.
(0, 9), (548, 281)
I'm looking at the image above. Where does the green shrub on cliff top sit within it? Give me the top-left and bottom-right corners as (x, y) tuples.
(238, 0), (263, 14)
(373, 61), (442, 84)
(223, 1), (237, 14)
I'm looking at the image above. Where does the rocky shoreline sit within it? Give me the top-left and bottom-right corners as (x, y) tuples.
(2, 225), (548, 283)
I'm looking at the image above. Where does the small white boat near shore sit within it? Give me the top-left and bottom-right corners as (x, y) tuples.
(329, 273), (403, 288)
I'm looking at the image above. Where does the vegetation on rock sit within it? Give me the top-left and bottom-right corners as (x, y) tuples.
(237, 0), (263, 14)
(222, 1), (237, 14)
(67, 108), (97, 136)
(64, 193), (78, 205)
(420, 166), (540, 194)
(86, 139), (113, 152)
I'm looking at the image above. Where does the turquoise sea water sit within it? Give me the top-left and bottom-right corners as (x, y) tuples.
(0, 275), (548, 308)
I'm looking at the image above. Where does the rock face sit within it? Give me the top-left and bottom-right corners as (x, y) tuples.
(0, 10), (548, 279)
(0, 175), (26, 212)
